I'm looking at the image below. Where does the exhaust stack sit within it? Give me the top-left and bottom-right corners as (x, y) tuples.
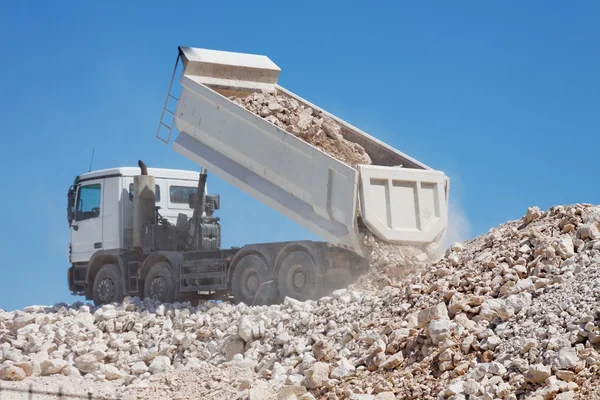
(190, 167), (207, 250)
(133, 160), (156, 251)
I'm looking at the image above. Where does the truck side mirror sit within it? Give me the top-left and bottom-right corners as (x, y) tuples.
(206, 194), (220, 210)
(67, 185), (77, 226)
(188, 192), (198, 209)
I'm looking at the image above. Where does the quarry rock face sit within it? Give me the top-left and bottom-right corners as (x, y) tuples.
(1, 204), (600, 399)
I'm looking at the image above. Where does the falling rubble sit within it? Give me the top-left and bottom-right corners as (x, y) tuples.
(2, 203), (600, 399)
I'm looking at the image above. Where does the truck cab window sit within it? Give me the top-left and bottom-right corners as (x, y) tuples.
(76, 184), (101, 221)
(129, 184), (161, 202)
(170, 186), (197, 205)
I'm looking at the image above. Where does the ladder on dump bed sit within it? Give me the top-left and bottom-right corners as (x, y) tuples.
(156, 52), (183, 144)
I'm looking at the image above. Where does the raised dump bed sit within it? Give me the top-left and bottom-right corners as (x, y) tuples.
(158, 46), (450, 258)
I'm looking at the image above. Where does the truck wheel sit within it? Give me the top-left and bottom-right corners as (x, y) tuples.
(231, 254), (276, 306)
(144, 262), (176, 304)
(277, 251), (322, 302)
(92, 264), (123, 306)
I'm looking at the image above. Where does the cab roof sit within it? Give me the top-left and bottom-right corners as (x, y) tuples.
(76, 167), (201, 183)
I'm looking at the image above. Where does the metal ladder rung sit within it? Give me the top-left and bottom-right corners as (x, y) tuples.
(156, 51), (183, 144)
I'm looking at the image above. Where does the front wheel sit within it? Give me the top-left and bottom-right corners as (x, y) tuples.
(92, 263), (124, 306)
(277, 251), (323, 302)
(144, 262), (177, 303)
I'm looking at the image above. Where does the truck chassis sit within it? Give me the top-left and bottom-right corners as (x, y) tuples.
(68, 240), (367, 306)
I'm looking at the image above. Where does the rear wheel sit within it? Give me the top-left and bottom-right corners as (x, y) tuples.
(277, 251), (323, 301)
(231, 253), (276, 306)
(144, 262), (177, 303)
(92, 264), (123, 306)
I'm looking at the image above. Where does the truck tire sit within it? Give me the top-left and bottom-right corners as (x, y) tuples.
(231, 254), (276, 306)
(92, 264), (124, 306)
(144, 262), (176, 304)
(277, 250), (323, 302)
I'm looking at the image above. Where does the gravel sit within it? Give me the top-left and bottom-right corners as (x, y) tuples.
(2, 203), (600, 399)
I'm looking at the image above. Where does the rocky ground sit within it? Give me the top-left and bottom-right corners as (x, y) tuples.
(2, 203), (600, 400)
(229, 90), (372, 168)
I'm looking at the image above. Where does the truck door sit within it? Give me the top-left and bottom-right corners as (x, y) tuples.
(70, 179), (104, 263)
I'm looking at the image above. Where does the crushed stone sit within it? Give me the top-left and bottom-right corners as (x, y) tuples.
(229, 90), (372, 168)
(2, 204), (600, 399)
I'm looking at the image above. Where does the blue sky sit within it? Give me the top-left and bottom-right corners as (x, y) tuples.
(0, 1), (598, 311)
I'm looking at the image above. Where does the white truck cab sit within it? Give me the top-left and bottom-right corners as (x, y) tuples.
(67, 167), (204, 264)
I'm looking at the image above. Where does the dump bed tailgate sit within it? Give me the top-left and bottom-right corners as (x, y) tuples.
(358, 165), (449, 245)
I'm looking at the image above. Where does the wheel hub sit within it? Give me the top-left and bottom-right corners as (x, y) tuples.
(289, 264), (307, 291)
(98, 279), (114, 302)
(150, 277), (166, 300)
(246, 273), (259, 293)
(293, 271), (306, 288)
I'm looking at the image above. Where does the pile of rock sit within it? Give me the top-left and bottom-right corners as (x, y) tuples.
(229, 90), (372, 168)
(2, 204), (600, 400)
(323, 204), (600, 400)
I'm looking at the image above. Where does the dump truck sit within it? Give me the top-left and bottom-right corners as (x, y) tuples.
(66, 46), (450, 306)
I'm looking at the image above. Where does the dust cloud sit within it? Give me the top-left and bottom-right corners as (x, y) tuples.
(440, 197), (473, 251)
